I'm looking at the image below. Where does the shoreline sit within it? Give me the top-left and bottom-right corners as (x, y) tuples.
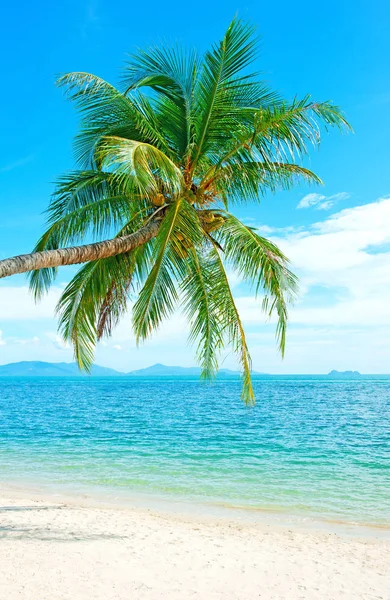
(2, 480), (389, 539)
(1, 486), (389, 600)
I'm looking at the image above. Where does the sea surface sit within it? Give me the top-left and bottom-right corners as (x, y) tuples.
(0, 376), (389, 526)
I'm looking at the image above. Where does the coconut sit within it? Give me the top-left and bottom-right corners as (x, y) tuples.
(202, 212), (215, 224)
(204, 217), (224, 233)
(187, 190), (196, 204)
(152, 193), (165, 207)
(175, 245), (188, 259)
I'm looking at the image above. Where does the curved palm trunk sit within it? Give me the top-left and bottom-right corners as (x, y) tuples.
(0, 221), (160, 279)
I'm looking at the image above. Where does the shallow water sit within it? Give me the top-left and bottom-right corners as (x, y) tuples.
(0, 376), (389, 525)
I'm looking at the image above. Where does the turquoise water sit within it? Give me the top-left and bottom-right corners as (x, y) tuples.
(0, 376), (389, 525)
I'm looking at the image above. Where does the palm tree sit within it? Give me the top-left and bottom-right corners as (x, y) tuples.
(0, 19), (350, 403)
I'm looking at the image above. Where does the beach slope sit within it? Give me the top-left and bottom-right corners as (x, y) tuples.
(0, 493), (389, 600)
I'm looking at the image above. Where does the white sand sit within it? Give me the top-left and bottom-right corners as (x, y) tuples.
(0, 490), (389, 599)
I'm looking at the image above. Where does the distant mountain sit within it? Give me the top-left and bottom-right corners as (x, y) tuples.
(328, 370), (361, 377)
(128, 363), (201, 376)
(0, 361), (261, 378)
(0, 361), (123, 377)
(127, 363), (244, 377)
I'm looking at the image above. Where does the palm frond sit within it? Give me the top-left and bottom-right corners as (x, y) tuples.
(211, 161), (323, 204)
(251, 98), (352, 163)
(56, 252), (137, 370)
(122, 45), (198, 157)
(56, 229), (154, 371)
(133, 199), (202, 341)
(200, 97), (351, 189)
(180, 248), (224, 379)
(208, 242), (254, 405)
(47, 171), (128, 220)
(152, 94), (193, 161)
(97, 136), (185, 199)
(97, 242), (152, 340)
(191, 18), (260, 172)
(28, 170), (143, 299)
(28, 265), (58, 302)
(122, 44), (197, 103)
(217, 214), (298, 355)
(57, 72), (173, 165)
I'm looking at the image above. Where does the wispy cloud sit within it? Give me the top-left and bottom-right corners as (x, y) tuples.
(259, 197), (390, 328)
(0, 286), (61, 320)
(1, 197), (390, 373)
(0, 333), (41, 346)
(0, 154), (35, 174)
(230, 197), (390, 371)
(80, 1), (101, 39)
(297, 192), (350, 210)
(52, 334), (71, 351)
(13, 336), (40, 346)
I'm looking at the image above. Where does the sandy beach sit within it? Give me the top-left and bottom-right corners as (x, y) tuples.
(0, 489), (389, 600)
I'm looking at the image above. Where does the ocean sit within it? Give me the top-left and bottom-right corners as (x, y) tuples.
(0, 376), (389, 526)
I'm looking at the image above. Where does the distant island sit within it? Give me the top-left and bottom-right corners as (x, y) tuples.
(327, 370), (361, 377)
(129, 363), (203, 377)
(0, 362), (372, 378)
(127, 363), (249, 377)
(0, 361), (122, 377)
(0, 361), (250, 378)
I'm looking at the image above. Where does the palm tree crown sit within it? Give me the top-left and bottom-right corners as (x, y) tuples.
(25, 19), (350, 403)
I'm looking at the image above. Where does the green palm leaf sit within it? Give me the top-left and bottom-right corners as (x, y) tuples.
(191, 18), (260, 172)
(208, 242), (255, 405)
(10, 18), (352, 404)
(57, 72), (173, 165)
(211, 161), (323, 204)
(56, 252), (136, 370)
(133, 198), (202, 341)
(217, 214), (298, 355)
(28, 170), (146, 299)
(200, 97), (351, 190)
(97, 136), (185, 199)
(180, 248), (224, 379)
(122, 45), (198, 157)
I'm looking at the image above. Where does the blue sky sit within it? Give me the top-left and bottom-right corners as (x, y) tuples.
(0, 0), (389, 372)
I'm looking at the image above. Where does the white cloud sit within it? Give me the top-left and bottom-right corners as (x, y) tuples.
(297, 191), (350, 210)
(267, 198), (390, 330)
(43, 332), (71, 351)
(0, 333), (41, 347)
(297, 193), (326, 209)
(232, 198), (390, 367)
(283, 198), (390, 273)
(247, 325), (390, 374)
(1, 197), (389, 373)
(0, 286), (61, 320)
(53, 336), (71, 350)
(14, 336), (40, 345)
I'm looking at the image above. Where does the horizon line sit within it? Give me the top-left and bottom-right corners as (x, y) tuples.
(0, 360), (388, 376)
